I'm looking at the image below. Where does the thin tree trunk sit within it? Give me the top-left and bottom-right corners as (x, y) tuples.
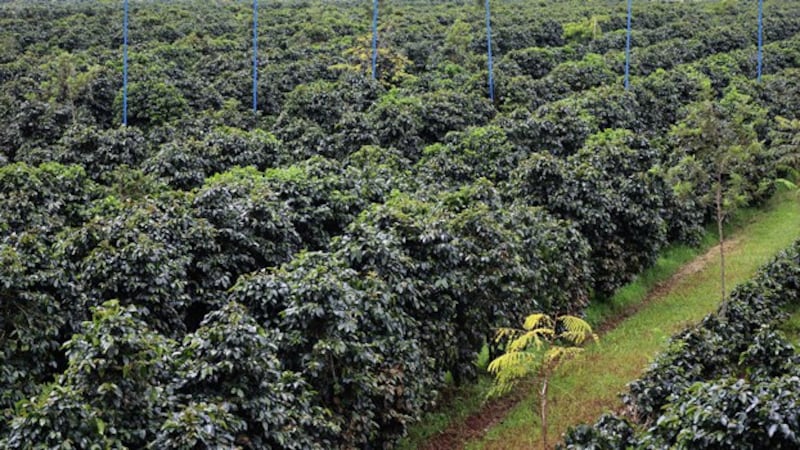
(716, 174), (727, 311)
(540, 373), (549, 450)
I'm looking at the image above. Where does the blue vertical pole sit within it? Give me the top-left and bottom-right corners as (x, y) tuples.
(485, 0), (494, 102)
(371, 0), (378, 80)
(624, 0), (632, 90)
(757, 0), (764, 82)
(252, 0), (259, 112)
(122, 0), (129, 126)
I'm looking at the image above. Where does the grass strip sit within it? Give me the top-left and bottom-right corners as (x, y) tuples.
(469, 189), (800, 450)
(779, 303), (800, 347)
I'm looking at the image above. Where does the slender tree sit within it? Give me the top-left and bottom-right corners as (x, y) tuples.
(668, 91), (767, 312)
(488, 313), (597, 449)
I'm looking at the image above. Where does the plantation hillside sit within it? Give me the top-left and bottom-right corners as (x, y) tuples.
(1, 0), (799, 448)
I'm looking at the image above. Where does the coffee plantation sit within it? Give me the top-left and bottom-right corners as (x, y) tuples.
(1, 0), (799, 448)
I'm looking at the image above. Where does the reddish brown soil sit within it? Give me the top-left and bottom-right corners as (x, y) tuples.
(419, 379), (535, 450)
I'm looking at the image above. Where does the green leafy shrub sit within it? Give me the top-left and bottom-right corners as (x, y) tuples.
(366, 90), (425, 160)
(344, 145), (416, 203)
(417, 125), (524, 186)
(144, 127), (284, 190)
(152, 402), (245, 450)
(643, 375), (800, 449)
(116, 79), (188, 128)
(60, 192), (214, 335)
(172, 301), (335, 449)
(55, 124), (150, 180)
(5, 301), (174, 448)
(230, 252), (434, 448)
(559, 414), (637, 450)
(512, 130), (668, 297)
(503, 47), (565, 79)
(0, 163), (100, 422)
(191, 167), (301, 301)
(261, 156), (363, 250)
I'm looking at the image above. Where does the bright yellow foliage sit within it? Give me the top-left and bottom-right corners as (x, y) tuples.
(487, 313), (597, 398)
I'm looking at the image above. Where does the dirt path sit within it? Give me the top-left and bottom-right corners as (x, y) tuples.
(418, 380), (534, 450)
(593, 236), (741, 335)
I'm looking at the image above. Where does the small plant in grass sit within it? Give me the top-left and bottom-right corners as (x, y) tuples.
(487, 313), (598, 449)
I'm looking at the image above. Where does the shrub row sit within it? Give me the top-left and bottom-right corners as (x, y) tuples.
(0, 161), (596, 448)
(5, 2), (800, 169)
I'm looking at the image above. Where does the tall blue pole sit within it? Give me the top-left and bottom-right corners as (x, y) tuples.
(485, 0), (494, 102)
(757, 0), (764, 82)
(371, 0), (378, 80)
(252, 0), (259, 112)
(122, 0), (129, 126)
(624, 0), (632, 90)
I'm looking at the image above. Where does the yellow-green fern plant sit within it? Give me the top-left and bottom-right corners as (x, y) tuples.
(487, 313), (597, 449)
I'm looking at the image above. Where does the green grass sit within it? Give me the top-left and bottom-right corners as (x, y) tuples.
(585, 200), (769, 329)
(779, 304), (800, 348)
(583, 238), (711, 329)
(468, 189), (800, 450)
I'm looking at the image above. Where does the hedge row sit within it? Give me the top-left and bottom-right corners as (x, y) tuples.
(0, 160), (596, 448)
(0, 106), (787, 448)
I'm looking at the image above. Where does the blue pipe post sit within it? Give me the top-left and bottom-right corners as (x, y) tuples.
(485, 0), (494, 102)
(123, 0), (129, 126)
(371, 0), (378, 80)
(624, 0), (632, 90)
(252, 0), (259, 112)
(757, 0), (764, 82)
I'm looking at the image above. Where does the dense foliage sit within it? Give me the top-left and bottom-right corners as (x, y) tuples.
(560, 239), (800, 449)
(2, 0), (800, 447)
